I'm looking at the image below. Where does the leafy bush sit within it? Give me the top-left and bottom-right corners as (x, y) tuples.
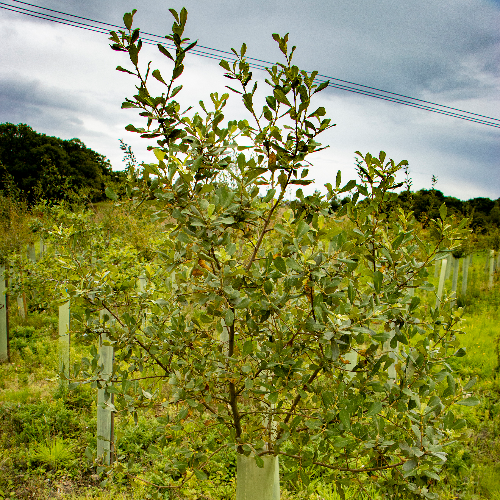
(1, 400), (82, 445)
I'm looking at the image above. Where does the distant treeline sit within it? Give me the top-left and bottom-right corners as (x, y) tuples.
(331, 189), (500, 233)
(1, 123), (498, 234)
(0, 123), (123, 204)
(396, 190), (499, 232)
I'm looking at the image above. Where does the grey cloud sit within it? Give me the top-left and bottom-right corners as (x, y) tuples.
(0, 76), (83, 114)
(9, 0), (499, 100)
(1, 0), (498, 199)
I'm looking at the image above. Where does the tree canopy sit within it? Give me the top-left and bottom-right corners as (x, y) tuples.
(387, 189), (499, 232)
(0, 123), (120, 203)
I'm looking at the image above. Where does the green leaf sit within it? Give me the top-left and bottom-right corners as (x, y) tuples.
(296, 220), (310, 239)
(168, 84), (183, 98)
(339, 409), (350, 429)
(169, 8), (179, 22)
(289, 179), (314, 185)
(454, 348), (466, 357)
(347, 282), (355, 304)
(464, 377), (477, 391)
(105, 187), (118, 201)
(262, 188), (276, 203)
(194, 469), (208, 480)
(274, 256), (287, 274)
(273, 88), (291, 106)
(157, 44), (174, 61)
(278, 172), (288, 189)
(235, 297), (250, 309)
(392, 233), (405, 250)
(183, 41), (197, 53)
(266, 95), (277, 111)
(152, 69), (167, 85)
(403, 458), (418, 472)
(225, 309), (234, 326)
(409, 296), (420, 312)
(219, 59), (231, 71)
(333, 436), (351, 448)
(123, 12), (133, 30)
(336, 170), (341, 188)
(255, 455), (264, 468)
(124, 124), (139, 132)
(268, 392), (278, 404)
(313, 80), (329, 94)
(245, 168), (267, 183)
(373, 270), (383, 294)
(339, 179), (356, 193)
(322, 391), (334, 408)
(116, 65), (135, 75)
(457, 396), (480, 406)
(366, 401), (383, 417)
(172, 64), (184, 80)
(243, 340), (253, 356)
(439, 203), (447, 220)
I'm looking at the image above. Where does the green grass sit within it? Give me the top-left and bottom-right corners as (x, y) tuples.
(0, 253), (499, 500)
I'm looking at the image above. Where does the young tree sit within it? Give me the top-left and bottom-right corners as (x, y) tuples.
(56, 8), (474, 499)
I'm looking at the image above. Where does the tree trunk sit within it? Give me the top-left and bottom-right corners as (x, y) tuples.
(236, 454), (280, 500)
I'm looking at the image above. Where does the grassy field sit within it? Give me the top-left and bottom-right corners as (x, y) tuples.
(0, 248), (499, 500)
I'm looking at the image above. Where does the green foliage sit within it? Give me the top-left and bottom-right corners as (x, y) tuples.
(393, 188), (500, 233)
(30, 436), (79, 470)
(0, 123), (123, 204)
(0, 192), (33, 259)
(4, 6), (496, 499)
(0, 214), (498, 499)
(1, 400), (82, 444)
(35, 8), (477, 499)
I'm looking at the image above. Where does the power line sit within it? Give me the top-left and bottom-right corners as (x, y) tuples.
(1, 0), (499, 128)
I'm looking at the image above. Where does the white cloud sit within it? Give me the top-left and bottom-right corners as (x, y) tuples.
(0, 1), (499, 201)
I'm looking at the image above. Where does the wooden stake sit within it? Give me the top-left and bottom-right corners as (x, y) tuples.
(0, 265), (9, 363)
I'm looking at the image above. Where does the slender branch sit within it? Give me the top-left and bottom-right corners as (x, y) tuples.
(245, 170), (292, 271)
(227, 312), (243, 446)
(275, 366), (321, 441)
(100, 301), (170, 373)
(276, 452), (405, 473)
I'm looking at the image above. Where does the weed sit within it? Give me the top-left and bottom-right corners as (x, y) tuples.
(30, 436), (78, 470)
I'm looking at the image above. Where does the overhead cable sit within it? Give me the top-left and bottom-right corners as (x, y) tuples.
(1, 0), (499, 128)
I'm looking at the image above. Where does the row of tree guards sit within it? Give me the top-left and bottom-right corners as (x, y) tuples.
(0, 245), (499, 466)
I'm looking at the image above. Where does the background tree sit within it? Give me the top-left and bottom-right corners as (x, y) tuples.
(0, 123), (122, 203)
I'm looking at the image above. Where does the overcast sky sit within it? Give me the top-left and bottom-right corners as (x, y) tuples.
(1, 0), (499, 201)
